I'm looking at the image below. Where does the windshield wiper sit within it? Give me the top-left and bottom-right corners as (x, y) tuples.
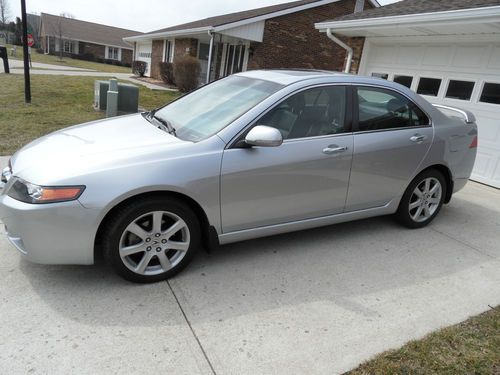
(148, 109), (177, 137)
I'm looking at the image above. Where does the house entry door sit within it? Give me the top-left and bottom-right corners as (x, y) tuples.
(221, 44), (248, 77)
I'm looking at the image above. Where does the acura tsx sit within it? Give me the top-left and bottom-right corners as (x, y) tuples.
(0, 70), (478, 283)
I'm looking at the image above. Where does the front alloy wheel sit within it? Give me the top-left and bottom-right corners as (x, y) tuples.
(119, 211), (190, 276)
(103, 197), (200, 283)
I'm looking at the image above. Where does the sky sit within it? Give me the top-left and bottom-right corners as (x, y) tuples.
(7, 0), (400, 32)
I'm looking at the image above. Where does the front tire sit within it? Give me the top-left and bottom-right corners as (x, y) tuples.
(396, 169), (446, 229)
(102, 197), (200, 283)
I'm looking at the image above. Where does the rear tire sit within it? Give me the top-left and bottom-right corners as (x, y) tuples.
(396, 169), (447, 229)
(102, 197), (200, 283)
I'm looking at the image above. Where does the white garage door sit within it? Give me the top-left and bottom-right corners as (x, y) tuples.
(135, 41), (153, 77)
(360, 39), (500, 188)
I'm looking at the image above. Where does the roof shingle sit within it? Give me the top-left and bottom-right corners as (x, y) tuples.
(330, 0), (500, 22)
(145, 0), (339, 35)
(41, 13), (142, 49)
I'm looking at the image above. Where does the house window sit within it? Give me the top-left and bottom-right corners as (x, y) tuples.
(108, 46), (120, 60)
(393, 75), (413, 89)
(371, 73), (388, 80)
(164, 40), (173, 62)
(198, 43), (210, 61)
(417, 78), (442, 96)
(479, 83), (500, 105)
(445, 80), (475, 100)
(63, 40), (74, 53)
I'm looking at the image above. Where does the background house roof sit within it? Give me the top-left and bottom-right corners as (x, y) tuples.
(329, 0), (500, 22)
(40, 13), (142, 49)
(141, 0), (379, 37)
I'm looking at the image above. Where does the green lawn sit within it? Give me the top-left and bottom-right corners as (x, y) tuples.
(0, 74), (179, 155)
(6, 44), (132, 73)
(347, 306), (499, 375)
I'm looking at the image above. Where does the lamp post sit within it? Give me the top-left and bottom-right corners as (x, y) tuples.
(20, 0), (31, 103)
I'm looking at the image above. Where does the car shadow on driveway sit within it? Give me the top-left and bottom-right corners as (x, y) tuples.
(18, 189), (499, 327)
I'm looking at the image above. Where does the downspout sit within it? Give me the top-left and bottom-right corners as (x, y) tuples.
(206, 30), (214, 84)
(326, 28), (353, 74)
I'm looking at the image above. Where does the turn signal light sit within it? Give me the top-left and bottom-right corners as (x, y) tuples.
(38, 187), (84, 202)
(469, 136), (478, 149)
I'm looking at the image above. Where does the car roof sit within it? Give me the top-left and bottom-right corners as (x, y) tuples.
(235, 69), (348, 85)
(235, 69), (394, 87)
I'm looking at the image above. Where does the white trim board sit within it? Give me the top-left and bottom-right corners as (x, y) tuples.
(315, 5), (500, 32)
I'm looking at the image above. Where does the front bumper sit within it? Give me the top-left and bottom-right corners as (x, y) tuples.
(0, 194), (100, 265)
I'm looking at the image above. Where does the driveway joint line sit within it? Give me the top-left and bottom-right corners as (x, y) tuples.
(430, 226), (497, 260)
(167, 280), (217, 375)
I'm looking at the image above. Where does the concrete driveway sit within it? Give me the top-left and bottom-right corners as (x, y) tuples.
(0, 156), (499, 374)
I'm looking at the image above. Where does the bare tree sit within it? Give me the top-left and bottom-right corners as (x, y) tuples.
(0, 0), (11, 29)
(56, 13), (75, 60)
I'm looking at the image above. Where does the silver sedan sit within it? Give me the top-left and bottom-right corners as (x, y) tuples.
(0, 70), (478, 283)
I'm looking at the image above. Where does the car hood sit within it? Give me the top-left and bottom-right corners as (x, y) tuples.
(11, 113), (188, 184)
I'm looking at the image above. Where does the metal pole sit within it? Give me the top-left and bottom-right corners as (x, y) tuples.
(20, 0), (31, 103)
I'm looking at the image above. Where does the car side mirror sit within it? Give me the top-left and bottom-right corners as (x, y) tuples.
(245, 125), (283, 148)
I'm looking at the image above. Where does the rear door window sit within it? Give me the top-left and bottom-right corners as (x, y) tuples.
(355, 86), (429, 132)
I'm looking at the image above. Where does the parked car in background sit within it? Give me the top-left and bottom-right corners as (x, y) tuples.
(0, 70), (478, 283)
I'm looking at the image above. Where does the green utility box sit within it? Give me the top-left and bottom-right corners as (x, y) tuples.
(94, 80), (139, 113)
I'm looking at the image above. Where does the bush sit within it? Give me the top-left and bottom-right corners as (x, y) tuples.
(132, 60), (148, 77)
(159, 62), (175, 85)
(173, 56), (200, 92)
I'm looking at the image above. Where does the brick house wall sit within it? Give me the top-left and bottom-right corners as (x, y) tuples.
(247, 0), (373, 73)
(151, 40), (164, 79)
(149, 38), (198, 80)
(121, 49), (133, 65)
(173, 38), (198, 61)
(79, 41), (105, 59)
(148, 38), (199, 80)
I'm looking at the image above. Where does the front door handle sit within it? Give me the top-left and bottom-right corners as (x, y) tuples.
(410, 134), (427, 143)
(323, 145), (348, 155)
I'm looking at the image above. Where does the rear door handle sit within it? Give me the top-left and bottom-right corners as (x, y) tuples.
(323, 145), (348, 155)
(410, 134), (427, 143)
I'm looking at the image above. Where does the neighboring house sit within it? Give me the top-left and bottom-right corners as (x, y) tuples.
(40, 13), (142, 66)
(124, 0), (379, 81)
(27, 14), (41, 48)
(316, 0), (500, 189)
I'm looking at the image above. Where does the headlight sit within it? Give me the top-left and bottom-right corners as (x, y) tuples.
(7, 178), (85, 204)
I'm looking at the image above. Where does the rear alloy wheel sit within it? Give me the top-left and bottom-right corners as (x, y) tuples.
(396, 169), (446, 228)
(103, 198), (200, 283)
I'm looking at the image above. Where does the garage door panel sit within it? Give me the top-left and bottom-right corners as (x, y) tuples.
(488, 47), (500, 69)
(362, 41), (500, 188)
(423, 46), (452, 67)
(473, 152), (492, 176)
(452, 46), (488, 68)
(372, 45), (396, 64)
(398, 46), (423, 65)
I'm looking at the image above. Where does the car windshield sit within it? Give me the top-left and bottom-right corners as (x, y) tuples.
(155, 76), (283, 142)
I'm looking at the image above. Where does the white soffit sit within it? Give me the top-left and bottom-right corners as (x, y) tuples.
(315, 6), (500, 37)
